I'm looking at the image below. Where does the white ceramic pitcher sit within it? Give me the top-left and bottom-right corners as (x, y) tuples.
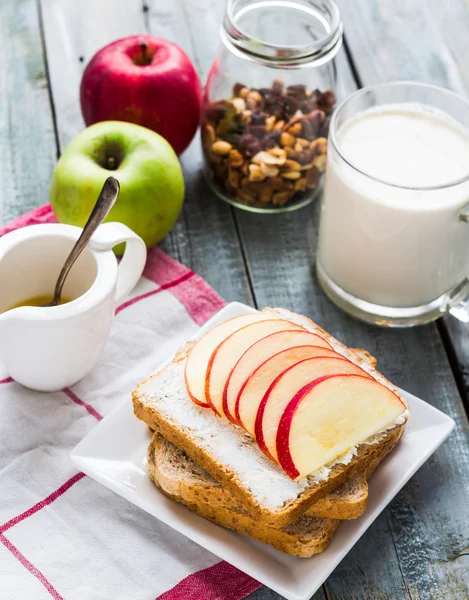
(0, 222), (147, 392)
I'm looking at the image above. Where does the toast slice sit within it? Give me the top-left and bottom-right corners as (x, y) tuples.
(149, 433), (370, 520)
(133, 308), (408, 529)
(148, 432), (340, 557)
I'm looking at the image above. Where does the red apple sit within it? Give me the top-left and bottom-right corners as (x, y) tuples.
(80, 35), (202, 155)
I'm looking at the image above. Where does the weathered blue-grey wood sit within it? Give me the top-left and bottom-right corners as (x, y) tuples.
(176, 1), (411, 599)
(328, 1), (469, 598)
(334, 0), (469, 417)
(0, 0), (56, 225)
(181, 1), (469, 599)
(39, 0), (253, 305)
(1, 0), (467, 599)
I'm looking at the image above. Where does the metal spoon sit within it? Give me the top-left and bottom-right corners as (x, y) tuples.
(41, 176), (120, 307)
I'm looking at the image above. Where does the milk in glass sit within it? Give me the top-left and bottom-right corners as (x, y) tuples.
(318, 104), (469, 308)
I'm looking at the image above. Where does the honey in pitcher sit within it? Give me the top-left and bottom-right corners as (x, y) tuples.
(7, 295), (73, 310)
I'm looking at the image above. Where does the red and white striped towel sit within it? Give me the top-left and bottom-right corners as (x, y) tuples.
(0, 207), (262, 600)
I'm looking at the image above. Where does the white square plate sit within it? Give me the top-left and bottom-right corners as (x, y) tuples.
(71, 302), (455, 600)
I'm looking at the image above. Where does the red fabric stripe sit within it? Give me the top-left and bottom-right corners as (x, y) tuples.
(0, 473), (86, 534)
(0, 377), (13, 384)
(115, 271), (195, 315)
(156, 561), (261, 600)
(0, 206), (257, 600)
(63, 388), (102, 421)
(0, 204), (56, 237)
(0, 534), (64, 600)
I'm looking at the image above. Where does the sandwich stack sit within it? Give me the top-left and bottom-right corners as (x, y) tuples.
(133, 308), (408, 557)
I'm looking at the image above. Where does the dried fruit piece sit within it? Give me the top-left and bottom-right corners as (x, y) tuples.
(287, 122), (302, 136)
(246, 90), (263, 106)
(230, 97), (246, 113)
(253, 151), (285, 166)
(272, 78), (284, 95)
(260, 162), (279, 177)
(281, 170), (301, 180)
(272, 191), (291, 206)
(313, 154), (327, 172)
(202, 124), (215, 149)
(202, 81), (335, 208)
(306, 166), (320, 188)
(259, 185), (274, 204)
(269, 176), (284, 191)
(286, 84), (307, 100)
(318, 90), (336, 115)
(228, 168), (240, 188)
(294, 177), (307, 191)
(280, 132), (296, 147)
(249, 164), (266, 182)
(283, 95), (300, 119)
(237, 134), (262, 156)
(233, 82), (247, 96)
(265, 115), (276, 132)
(229, 149), (244, 167)
(238, 188), (257, 204)
(269, 146), (286, 159)
(261, 131), (280, 150)
(310, 137), (328, 155)
(212, 140), (232, 155)
(283, 159), (301, 171)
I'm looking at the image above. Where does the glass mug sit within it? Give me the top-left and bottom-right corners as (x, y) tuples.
(317, 82), (469, 327)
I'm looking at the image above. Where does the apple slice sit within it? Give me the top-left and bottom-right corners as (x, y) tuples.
(206, 319), (305, 417)
(223, 329), (332, 424)
(224, 329), (331, 423)
(256, 356), (371, 461)
(276, 374), (406, 480)
(185, 313), (272, 407)
(236, 345), (340, 435)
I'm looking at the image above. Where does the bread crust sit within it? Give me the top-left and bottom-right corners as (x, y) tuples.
(148, 441), (340, 558)
(133, 306), (407, 529)
(134, 391), (404, 528)
(148, 432), (370, 520)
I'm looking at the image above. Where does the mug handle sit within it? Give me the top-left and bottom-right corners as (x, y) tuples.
(89, 222), (147, 304)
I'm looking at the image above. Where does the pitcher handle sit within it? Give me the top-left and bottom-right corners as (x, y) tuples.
(89, 222), (147, 304)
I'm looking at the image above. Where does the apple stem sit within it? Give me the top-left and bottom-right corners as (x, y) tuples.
(140, 43), (148, 64)
(107, 156), (116, 170)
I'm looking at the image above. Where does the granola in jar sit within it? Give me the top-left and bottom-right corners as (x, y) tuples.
(202, 79), (335, 210)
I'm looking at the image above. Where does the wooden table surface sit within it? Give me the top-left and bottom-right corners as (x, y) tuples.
(2, 1), (469, 598)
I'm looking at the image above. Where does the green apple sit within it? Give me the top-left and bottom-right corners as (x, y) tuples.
(50, 121), (184, 253)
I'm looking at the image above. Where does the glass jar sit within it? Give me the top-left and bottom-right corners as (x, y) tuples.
(201, 0), (343, 213)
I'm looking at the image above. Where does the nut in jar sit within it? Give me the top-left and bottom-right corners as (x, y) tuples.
(202, 79), (334, 210)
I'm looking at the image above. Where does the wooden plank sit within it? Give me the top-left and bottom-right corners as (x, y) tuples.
(335, 0), (469, 415)
(39, 0), (253, 304)
(38, 1), (469, 598)
(0, 0), (57, 225)
(329, 1), (469, 598)
(177, 1), (411, 599)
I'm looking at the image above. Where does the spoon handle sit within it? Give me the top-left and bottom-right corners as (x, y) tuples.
(52, 177), (120, 305)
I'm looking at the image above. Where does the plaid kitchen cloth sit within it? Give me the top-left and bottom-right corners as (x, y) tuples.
(0, 205), (262, 600)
